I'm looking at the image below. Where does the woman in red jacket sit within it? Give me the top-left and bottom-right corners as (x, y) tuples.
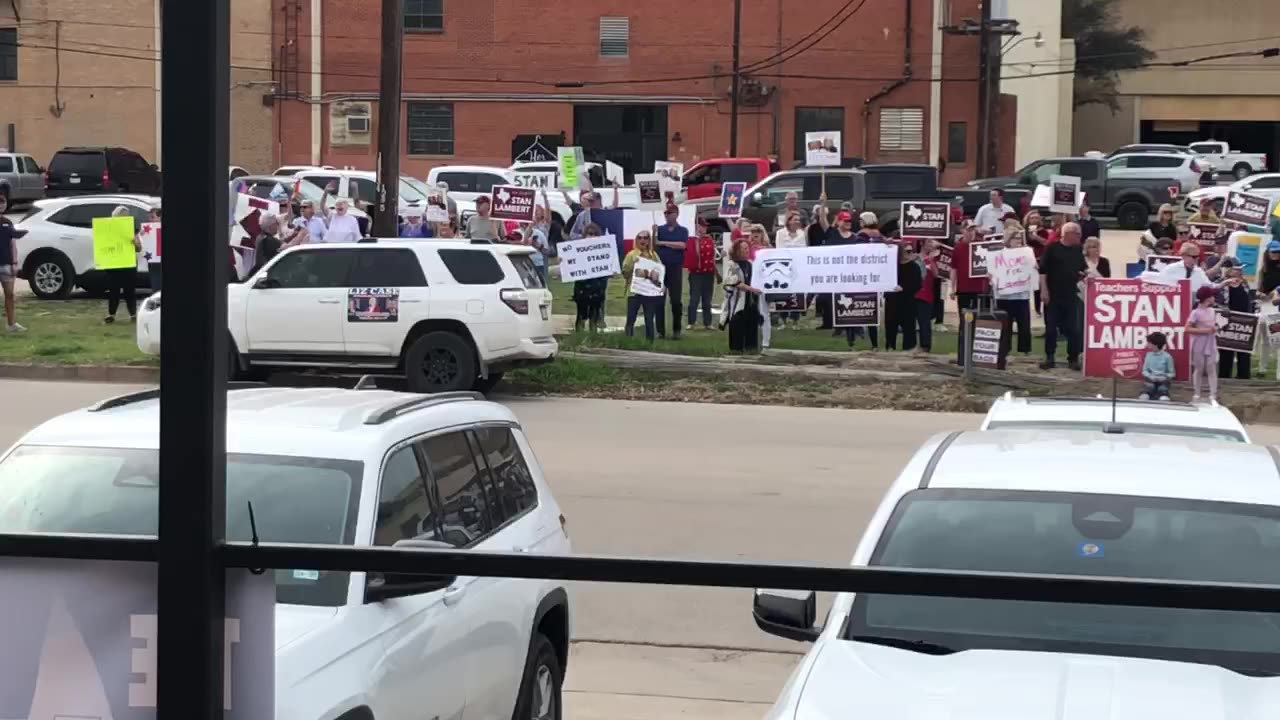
(683, 216), (720, 330)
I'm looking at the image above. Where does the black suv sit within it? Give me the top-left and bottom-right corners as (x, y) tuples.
(45, 146), (162, 197)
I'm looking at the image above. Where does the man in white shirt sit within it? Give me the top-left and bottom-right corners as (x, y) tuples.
(325, 199), (362, 243)
(1148, 242), (1214, 295)
(297, 199), (329, 243)
(974, 188), (1010, 235)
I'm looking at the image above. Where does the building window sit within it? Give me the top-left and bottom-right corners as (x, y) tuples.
(404, 0), (443, 32)
(599, 17), (629, 58)
(947, 121), (967, 164)
(794, 106), (844, 164)
(879, 107), (924, 153)
(0, 28), (16, 81)
(406, 102), (454, 156)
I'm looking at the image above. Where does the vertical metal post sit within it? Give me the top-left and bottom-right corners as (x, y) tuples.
(729, 0), (741, 156)
(157, 0), (229, 716)
(374, 0), (404, 237)
(976, 0), (992, 176)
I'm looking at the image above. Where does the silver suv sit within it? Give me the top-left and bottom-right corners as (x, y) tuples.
(0, 152), (45, 205)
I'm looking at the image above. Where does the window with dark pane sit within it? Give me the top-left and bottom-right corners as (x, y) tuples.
(0, 29), (16, 81)
(403, 0), (443, 32)
(473, 427), (538, 522)
(947, 122), (967, 164)
(406, 102), (454, 156)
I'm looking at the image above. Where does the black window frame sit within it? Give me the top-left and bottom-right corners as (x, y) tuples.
(437, 248), (506, 285)
(947, 121), (967, 164)
(403, 0), (444, 32)
(406, 102), (455, 156)
(0, 28), (16, 82)
(264, 248), (356, 289)
(348, 248), (429, 287)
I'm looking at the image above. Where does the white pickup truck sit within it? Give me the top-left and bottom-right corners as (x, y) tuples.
(1188, 140), (1268, 180)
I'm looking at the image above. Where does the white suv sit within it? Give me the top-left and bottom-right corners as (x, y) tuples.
(979, 392), (1250, 442)
(0, 384), (573, 720)
(137, 240), (557, 393)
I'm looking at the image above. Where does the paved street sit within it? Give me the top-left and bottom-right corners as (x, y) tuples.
(6, 379), (1280, 717)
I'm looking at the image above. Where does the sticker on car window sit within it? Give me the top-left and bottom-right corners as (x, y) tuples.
(348, 287), (399, 322)
(1077, 542), (1104, 558)
(292, 569), (321, 581)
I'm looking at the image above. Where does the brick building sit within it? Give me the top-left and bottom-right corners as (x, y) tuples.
(274, 0), (1004, 186)
(0, 0), (274, 172)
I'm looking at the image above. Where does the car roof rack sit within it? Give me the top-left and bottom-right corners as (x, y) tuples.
(87, 382), (270, 412)
(363, 392), (483, 425)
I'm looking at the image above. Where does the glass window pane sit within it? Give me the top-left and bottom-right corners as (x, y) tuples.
(407, 102), (454, 156)
(374, 447), (434, 546)
(421, 432), (491, 547)
(269, 249), (353, 288)
(348, 248), (428, 287)
(473, 427), (538, 523)
(438, 249), (505, 285)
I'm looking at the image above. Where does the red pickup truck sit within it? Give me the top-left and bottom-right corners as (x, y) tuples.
(682, 158), (780, 200)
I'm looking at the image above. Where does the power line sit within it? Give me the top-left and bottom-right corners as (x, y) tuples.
(741, 0), (872, 73)
(736, 0), (862, 72)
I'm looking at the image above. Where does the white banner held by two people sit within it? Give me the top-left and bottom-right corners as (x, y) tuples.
(750, 244), (899, 295)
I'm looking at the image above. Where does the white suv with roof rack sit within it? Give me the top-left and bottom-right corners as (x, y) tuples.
(0, 383), (572, 720)
(979, 392), (1250, 443)
(136, 240), (557, 393)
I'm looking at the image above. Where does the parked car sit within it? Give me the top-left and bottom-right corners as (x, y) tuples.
(437, 164), (577, 226)
(1188, 140), (1268, 180)
(138, 240), (556, 393)
(689, 167), (866, 235)
(680, 157), (779, 200)
(1185, 172), (1280, 215)
(291, 168), (426, 218)
(507, 160), (641, 209)
(15, 194), (160, 299)
(272, 164), (336, 176)
(44, 146), (162, 197)
(0, 152), (45, 205)
(755, 427), (1280, 718)
(980, 392), (1250, 442)
(228, 165), (251, 180)
(0, 384), (572, 720)
(969, 156), (1184, 230)
(1105, 152), (1208, 196)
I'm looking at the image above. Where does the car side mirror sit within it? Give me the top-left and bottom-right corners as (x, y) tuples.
(365, 539), (458, 604)
(752, 588), (819, 642)
(253, 275), (281, 290)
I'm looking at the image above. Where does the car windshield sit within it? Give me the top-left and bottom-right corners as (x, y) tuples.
(848, 489), (1280, 675)
(984, 420), (1245, 443)
(0, 445), (362, 607)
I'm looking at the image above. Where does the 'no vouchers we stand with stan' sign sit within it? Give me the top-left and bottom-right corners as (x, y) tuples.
(1084, 278), (1192, 381)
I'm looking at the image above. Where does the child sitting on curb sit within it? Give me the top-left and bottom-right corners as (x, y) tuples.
(1139, 332), (1174, 401)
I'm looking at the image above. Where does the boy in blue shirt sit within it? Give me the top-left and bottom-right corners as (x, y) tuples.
(1139, 331), (1174, 401)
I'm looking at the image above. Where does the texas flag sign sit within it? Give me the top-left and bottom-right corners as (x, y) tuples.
(718, 182), (747, 219)
(139, 222), (162, 261)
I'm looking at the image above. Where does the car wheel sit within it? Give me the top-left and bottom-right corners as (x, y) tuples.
(405, 331), (476, 393)
(1115, 201), (1149, 231)
(28, 254), (75, 299)
(512, 633), (562, 720)
(473, 372), (505, 393)
(1233, 163), (1252, 181)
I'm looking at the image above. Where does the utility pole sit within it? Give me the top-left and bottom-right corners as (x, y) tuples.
(976, 0), (992, 177)
(373, 0), (403, 237)
(729, 0), (742, 156)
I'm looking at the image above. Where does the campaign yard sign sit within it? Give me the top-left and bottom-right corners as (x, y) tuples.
(752, 244), (899, 295)
(1222, 190), (1272, 227)
(558, 235), (621, 282)
(1216, 310), (1259, 354)
(936, 243), (954, 277)
(719, 182), (747, 218)
(804, 131), (842, 167)
(990, 247), (1038, 299)
(968, 240), (1005, 279)
(899, 201), (951, 239)
(489, 185), (537, 222)
(636, 173), (664, 210)
(1188, 222), (1225, 250)
(833, 293), (880, 327)
(1049, 175), (1082, 215)
(1085, 278), (1192, 380)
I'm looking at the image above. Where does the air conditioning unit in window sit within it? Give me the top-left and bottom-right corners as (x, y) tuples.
(347, 115), (371, 134)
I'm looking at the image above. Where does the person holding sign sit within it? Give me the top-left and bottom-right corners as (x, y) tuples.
(950, 221), (991, 365)
(723, 239), (764, 353)
(1219, 266), (1254, 381)
(997, 232), (1034, 355)
(622, 230), (663, 342)
(102, 206), (143, 324)
(1186, 284), (1221, 403)
(572, 223), (611, 333)
(0, 193), (26, 332)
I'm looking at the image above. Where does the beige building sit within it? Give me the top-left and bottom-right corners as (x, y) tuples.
(0, 0), (274, 172)
(1071, 0), (1280, 168)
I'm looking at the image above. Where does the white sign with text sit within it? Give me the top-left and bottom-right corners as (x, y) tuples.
(513, 172), (557, 190)
(558, 235), (621, 282)
(990, 247), (1038, 298)
(751, 244), (899, 295)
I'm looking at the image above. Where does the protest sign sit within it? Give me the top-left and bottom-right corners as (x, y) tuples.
(1264, 311), (1280, 348)
(804, 131), (841, 167)
(719, 181), (747, 218)
(654, 161), (684, 183)
(1216, 310), (1258, 354)
(513, 172), (557, 191)
(92, 216), (137, 270)
(636, 173), (664, 210)
(990, 247), (1038, 299)
(559, 235), (621, 282)
(140, 222), (162, 260)
(1084, 278), (1192, 380)
(1188, 222), (1225, 250)
(557, 146), (586, 190)
(970, 318), (1005, 370)
(348, 287), (399, 322)
(1049, 175), (1082, 215)
(1146, 254), (1181, 273)
(936, 243), (954, 277)
(833, 293), (879, 327)
(630, 257), (665, 297)
(1222, 190), (1271, 227)
(752, 244), (899, 295)
(899, 201), (951, 239)
(968, 240), (1005, 279)
(1110, 348), (1144, 379)
(605, 160), (625, 186)
(1031, 184), (1085, 212)
(489, 185), (537, 222)
(1227, 231), (1265, 284)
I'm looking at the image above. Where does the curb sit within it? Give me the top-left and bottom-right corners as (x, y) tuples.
(0, 363), (160, 383)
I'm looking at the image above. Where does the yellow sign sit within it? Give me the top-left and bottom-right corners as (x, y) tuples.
(557, 146), (579, 191)
(92, 216), (137, 270)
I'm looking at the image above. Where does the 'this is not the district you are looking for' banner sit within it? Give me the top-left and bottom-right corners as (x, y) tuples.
(751, 244), (900, 295)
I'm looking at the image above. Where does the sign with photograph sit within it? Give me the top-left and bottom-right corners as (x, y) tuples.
(559, 235), (621, 282)
(513, 172), (557, 190)
(804, 131), (841, 167)
(635, 173), (664, 210)
(718, 181), (747, 218)
(348, 287), (399, 322)
(489, 185), (537, 222)
(1084, 278), (1192, 380)
(971, 318), (1005, 370)
(1030, 184), (1085, 212)
(968, 240), (1005, 279)
(1188, 222), (1225, 250)
(833, 293), (880, 327)
(1264, 311), (1280, 348)
(0, 558), (273, 720)
(1222, 190), (1272, 227)
(630, 257), (666, 297)
(990, 246), (1038, 299)
(899, 201), (951, 239)
(654, 161), (684, 183)
(1216, 310), (1259, 354)
(752, 244), (900, 295)
(1049, 175), (1082, 215)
